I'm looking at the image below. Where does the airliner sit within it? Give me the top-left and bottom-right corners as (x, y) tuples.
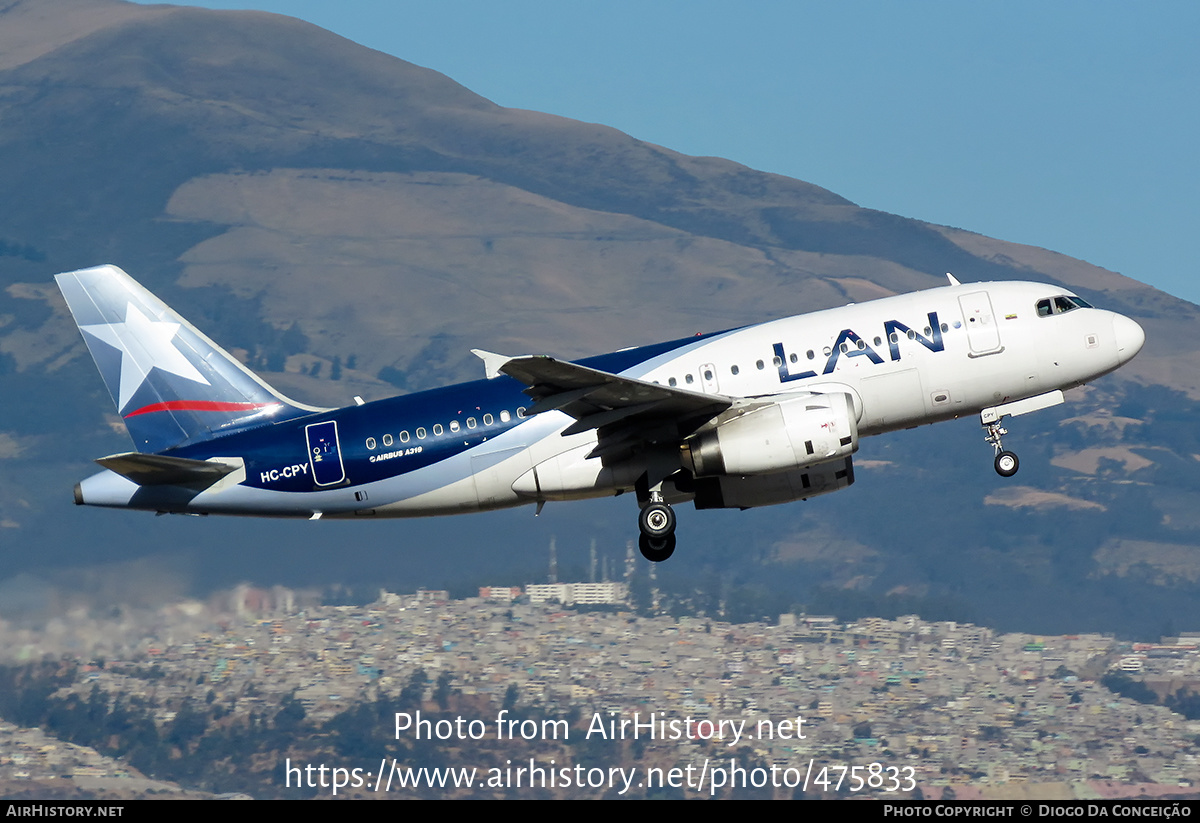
(57, 264), (1144, 561)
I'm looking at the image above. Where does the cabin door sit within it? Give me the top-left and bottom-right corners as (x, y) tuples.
(306, 420), (346, 486)
(958, 291), (1003, 355)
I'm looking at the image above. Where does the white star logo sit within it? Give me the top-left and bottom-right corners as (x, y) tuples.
(80, 302), (211, 411)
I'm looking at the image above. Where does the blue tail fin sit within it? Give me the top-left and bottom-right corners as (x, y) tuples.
(56, 265), (323, 453)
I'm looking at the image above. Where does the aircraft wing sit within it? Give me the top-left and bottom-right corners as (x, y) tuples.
(473, 350), (732, 455)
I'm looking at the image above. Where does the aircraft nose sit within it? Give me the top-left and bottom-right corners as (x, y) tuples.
(1112, 314), (1145, 365)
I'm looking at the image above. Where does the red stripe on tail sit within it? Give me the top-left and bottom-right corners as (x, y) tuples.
(124, 400), (280, 419)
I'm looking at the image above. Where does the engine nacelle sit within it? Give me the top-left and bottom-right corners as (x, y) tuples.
(682, 392), (859, 477)
(691, 457), (855, 510)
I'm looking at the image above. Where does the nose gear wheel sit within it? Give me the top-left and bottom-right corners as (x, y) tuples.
(994, 450), (1019, 477)
(983, 418), (1020, 477)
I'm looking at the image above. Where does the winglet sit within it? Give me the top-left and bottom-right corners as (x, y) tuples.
(471, 349), (512, 380)
(946, 272), (961, 286)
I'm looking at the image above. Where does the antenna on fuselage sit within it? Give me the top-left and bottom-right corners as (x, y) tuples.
(946, 272), (961, 286)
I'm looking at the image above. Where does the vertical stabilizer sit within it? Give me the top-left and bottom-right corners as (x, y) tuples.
(56, 265), (323, 453)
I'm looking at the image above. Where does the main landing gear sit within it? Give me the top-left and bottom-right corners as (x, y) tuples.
(637, 493), (677, 562)
(983, 417), (1020, 478)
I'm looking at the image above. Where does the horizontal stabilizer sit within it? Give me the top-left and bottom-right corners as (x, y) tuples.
(95, 452), (238, 488)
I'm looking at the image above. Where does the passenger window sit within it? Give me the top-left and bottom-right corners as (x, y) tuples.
(484, 413), (494, 426)
(366, 437), (377, 450)
(807, 350), (815, 360)
(874, 337), (882, 347)
(467, 417), (476, 429)
(940, 323), (948, 333)
(416, 427), (427, 439)
(433, 424), (444, 436)
(383, 434), (393, 447)
(789, 353), (798, 363)
(500, 411), (510, 423)
(450, 420), (460, 433)
(731, 365), (739, 375)
(772, 356), (782, 367)
(517, 407), (527, 418)
(685, 374), (694, 384)
(889, 333), (898, 344)
(668, 377), (677, 387)
(400, 431), (409, 443)
(756, 360), (765, 370)
(703, 368), (713, 380)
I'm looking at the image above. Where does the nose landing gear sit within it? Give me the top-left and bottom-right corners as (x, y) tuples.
(980, 390), (1065, 478)
(983, 417), (1019, 477)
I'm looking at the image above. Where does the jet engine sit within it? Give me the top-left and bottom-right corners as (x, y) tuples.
(681, 392), (859, 477)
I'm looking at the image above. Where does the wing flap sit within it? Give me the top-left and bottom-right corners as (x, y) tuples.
(526, 384), (604, 416)
(560, 400), (668, 436)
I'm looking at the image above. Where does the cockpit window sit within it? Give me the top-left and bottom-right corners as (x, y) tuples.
(1037, 295), (1092, 317)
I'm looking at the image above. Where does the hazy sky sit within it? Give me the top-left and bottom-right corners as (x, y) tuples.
(143, 1), (1198, 304)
